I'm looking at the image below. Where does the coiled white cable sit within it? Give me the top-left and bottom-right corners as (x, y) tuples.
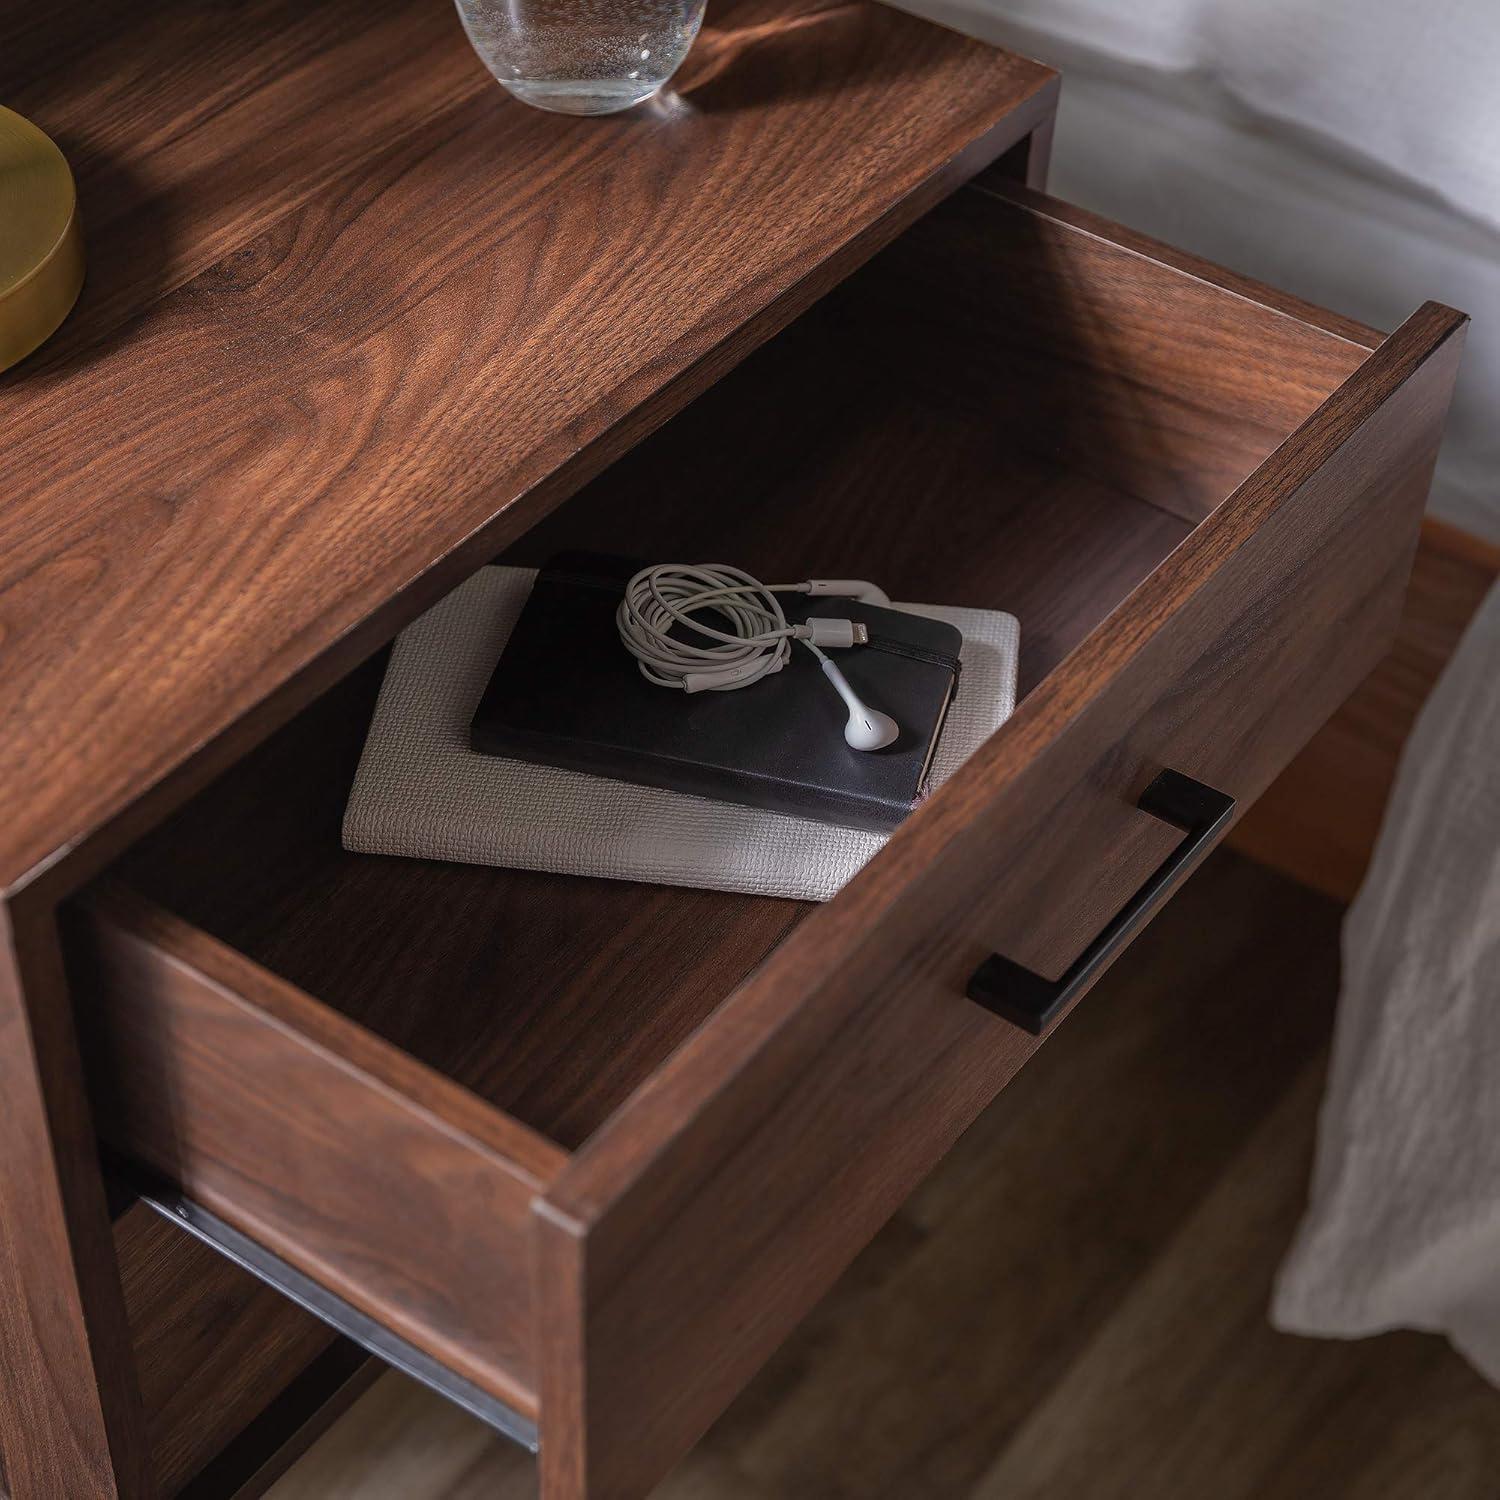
(616, 562), (902, 749)
(617, 563), (805, 694)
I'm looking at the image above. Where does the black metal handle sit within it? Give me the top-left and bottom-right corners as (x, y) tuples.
(966, 769), (1235, 1036)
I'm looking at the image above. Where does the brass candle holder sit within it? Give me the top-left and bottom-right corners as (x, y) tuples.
(0, 106), (84, 372)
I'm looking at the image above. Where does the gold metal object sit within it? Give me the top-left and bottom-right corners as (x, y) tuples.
(0, 106), (85, 372)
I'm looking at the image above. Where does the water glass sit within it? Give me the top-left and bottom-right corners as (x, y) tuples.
(455, 0), (708, 116)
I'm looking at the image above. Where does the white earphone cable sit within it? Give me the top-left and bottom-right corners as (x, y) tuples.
(616, 562), (902, 750)
(616, 563), (799, 693)
(617, 562), (869, 694)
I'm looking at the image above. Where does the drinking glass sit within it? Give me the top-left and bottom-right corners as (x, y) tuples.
(455, 0), (708, 115)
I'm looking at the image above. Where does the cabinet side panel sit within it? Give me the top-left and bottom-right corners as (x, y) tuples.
(0, 901), (152, 1498)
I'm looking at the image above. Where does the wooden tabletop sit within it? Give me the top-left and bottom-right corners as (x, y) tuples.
(0, 0), (1053, 899)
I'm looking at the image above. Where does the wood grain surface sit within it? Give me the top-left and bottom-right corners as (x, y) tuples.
(0, 0), (1055, 905)
(261, 854), (1500, 1500)
(108, 425), (1182, 1148)
(98, 185), (1463, 1500)
(109, 183), (1332, 1161)
(862, 183), (1376, 525)
(1230, 517), (1500, 900)
(533, 271), (1463, 1499)
(1, 13), (1053, 1491)
(106, 172), (1359, 1151)
(113, 1205), (340, 1497)
(74, 885), (565, 1423)
(6, 5), (1463, 1490)
(0, 902), (151, 1499)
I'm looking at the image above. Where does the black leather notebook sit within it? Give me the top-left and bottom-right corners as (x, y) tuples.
(470, 554), (963, 833)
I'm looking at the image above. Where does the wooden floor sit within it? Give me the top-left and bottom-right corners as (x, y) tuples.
(266, 852), (1500, 1500)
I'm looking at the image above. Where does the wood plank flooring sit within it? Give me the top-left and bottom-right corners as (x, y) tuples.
(265, 851), (1500, 1499)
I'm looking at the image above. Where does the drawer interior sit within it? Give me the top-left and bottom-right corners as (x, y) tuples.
(104, 182), (1375, 1158)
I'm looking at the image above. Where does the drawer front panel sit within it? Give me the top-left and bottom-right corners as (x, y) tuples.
(535, 298), (1465, 1500)
(73, 885), (565, 1422)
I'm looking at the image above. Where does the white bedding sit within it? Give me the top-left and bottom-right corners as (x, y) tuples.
(1271, 579), (1500, 1380)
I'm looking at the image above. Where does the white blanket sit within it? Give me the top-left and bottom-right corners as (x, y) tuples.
(1272, 580), (1500, 1380)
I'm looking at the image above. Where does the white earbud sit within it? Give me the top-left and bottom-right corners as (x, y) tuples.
(820, 658), (900, 751)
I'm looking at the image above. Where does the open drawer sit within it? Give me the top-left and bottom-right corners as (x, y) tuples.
(70, 183), (1463, 1499)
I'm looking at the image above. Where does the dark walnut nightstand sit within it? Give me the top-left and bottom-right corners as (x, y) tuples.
(0, 2), (1464, 1497)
